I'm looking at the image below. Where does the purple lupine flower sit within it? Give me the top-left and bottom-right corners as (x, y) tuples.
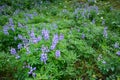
(28, 14), (33, 19)
(3, 28), (9, 35)
(18, 22), (23, 27)
(81, 33), (85, 39)
(103, 27), (108, 38)
(9, 18), (14, 26)
(22, 38), (29, 45)
(51, 34), (59, 50)
(41, 45), (49, 53)
(9, 18), (13, 24)
(28, 71), (32, 75)
(28, 67), (33, 75)
(26, 14), (33, 19)
(33, 67), (36, 71)
(102, 60), (106, 64)
(18, 34), (23, 40)
(92, 19), (95, 24)
(52, 34), (59, 44)
(40, 53), (47, 64)
(51, 44), (57, 50)
(116, 51), (120, 56)
(15, 55), (20, 59)
(26, 64), (31, 69)
(55, 50), (61, 58)
(74, 8), (79, 15)
(9, 18), (15, 31)
(11, 26), (15, 31)
(41, 45), (46, 53)
(59, 34), (64, 40)
(31, 36), (42, 44)
(37, 36), (42, 42)
(28, 66), (36, 72)
(9, 24), (14, 29)
(32, 37), (38, 44)
(18, 43), (22, 49)
(3, 25), (9, 35)
(114, 42), (119, 48)
(42, 29), (49, 40)
(13, 9), (20, 15)
(0, 5), (5, 10)
(27, 66), (37, 77)
(94, 6), (99, 13)
(10, 48), (16, 55)
(32, 73), (36, 77)
(30, 30), (35, 38)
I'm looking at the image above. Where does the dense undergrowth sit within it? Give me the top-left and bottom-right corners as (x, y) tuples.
(0, 0), (120, 80)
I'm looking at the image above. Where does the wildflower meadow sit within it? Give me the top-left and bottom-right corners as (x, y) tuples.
(0, 0), (120, 80)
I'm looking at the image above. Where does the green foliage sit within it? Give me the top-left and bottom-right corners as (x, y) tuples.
(0, 52), (26, 80)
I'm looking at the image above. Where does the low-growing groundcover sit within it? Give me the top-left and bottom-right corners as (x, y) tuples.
(0, 0), (120, 80)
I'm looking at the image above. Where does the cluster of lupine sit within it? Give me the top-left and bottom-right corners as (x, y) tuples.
(114, 42), (120, 56)
(24, 12), (38, 22)
(73, 1), (120, 66)
(40, 45), (49, 64)
(29, 30), (42, 44)
(55, 50), (61, 58)
(10, 48), (20, 59)
(81, 33), (85, 39)
(17, 34), (30, 54)
(74, 2), (98, 21)
(18, 22), (23, 28)
(116, 51), (120, 56)
(3, 25), (9, 35)
(4, 18), (64, 64)
(103, 27), (108, 38)
(88, 0), (96, 3)
(40, 53), (48, 64)
(23, 64), (36, 77)
(114, 42), (119, 49)
(40, 32), (64, 64)
(42, 29), (49, 40)
(18, 43), (22, 49)
(3, 18), (15, 35)
(28, 66), (36, 77)
(51, 34), (59, 50)
(6, 21), (64, 77)
(24, 12), (38, 19)
(2, 18), (26, 59)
